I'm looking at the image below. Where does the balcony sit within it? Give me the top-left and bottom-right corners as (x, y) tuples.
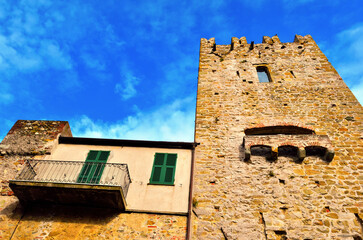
(9, 160), (131, 210)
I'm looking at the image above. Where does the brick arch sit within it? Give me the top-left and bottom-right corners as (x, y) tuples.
(279, 142), (300, 148)
(244, 124), (315, 135)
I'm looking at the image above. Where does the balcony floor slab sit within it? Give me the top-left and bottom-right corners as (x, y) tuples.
(9, 181), (127, 210)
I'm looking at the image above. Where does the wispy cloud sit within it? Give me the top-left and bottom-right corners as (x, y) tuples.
(0, 92), (14, 105)
(283, 0), (315, 6)
(0, 118), (15, 142)
(0, 0), (80, 104)
(0, 2), (73, 73)
(39, 40), (72, 70)
(81, 53), (106, 72)
(282, 0), (339, 9)
(325, 22), (363, 104)
(161, 54), (196, 99)
(115, 64), (141, 100)
(351, 80), (363, 104)
(70, 97), (195, 142)
(0, 0), (127, 98)
(0, 80), (14, 105)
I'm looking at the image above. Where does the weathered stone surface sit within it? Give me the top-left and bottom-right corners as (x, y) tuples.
(0, 120), (74, 239)
(0, 196), (23, 239)
(0, 120), (72, 156)
(0, 121), (71, 197)
(8, 204), (186, 240)
(193, 35), (363, 239)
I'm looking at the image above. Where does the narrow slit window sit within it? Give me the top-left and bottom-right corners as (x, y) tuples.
(256, 66), (271, 82)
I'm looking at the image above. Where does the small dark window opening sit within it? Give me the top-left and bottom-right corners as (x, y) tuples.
(251, 145), (272, 157)
(278, 145), (298, 157)
(306, 146), (326, 157)
(256, 66), (271, 82)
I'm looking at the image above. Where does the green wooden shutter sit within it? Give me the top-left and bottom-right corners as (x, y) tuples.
(87, 150), (99, 160)
(89, 151), (110, 184)
(150, 153), (164, 183)
(164, 154), (177, 184)
(77, 150), (98, 183)
(150, 153), (177, 185)
(77, 150), (110, 184)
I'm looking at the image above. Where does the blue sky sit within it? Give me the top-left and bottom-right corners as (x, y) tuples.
(1, 0), (362, 142)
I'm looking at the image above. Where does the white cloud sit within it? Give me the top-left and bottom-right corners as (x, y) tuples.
(81, 53), (105, 71)
(0, 80), (14, 105)
(0, 118), (14, 142)
(351, 77), (363, 104)
(0, 92), (14, 105)
(120, 0), (228, 44)
(70, 97), (195, 142)
(104, 24), (126, 48)
(326, 23), (363, 105)
(281, 0), (336, 9)
(161, 54), (196, 99)
(40, 40), (73, 70)
(0, 2), (74, 76)
(115, 64), (141, 100)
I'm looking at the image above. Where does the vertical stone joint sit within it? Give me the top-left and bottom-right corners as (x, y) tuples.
(260, 212), (268, 240)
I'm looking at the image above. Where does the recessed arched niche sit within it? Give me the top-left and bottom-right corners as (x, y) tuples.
(243, 125), (334, 162)
(306, 146), (326, 157)
(251, 145), (272, 156)
(278, 145), (299, 157)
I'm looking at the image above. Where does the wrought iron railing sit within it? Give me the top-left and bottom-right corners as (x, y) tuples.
(14, 159), (131, 198)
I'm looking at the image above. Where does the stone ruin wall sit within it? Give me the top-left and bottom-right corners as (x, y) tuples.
(0, 120), (187, 239)
(193, 35), (363, 239)
(0, 120), (72, 238)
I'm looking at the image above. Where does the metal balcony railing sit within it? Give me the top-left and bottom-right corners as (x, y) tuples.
(14, 159), (131, 198)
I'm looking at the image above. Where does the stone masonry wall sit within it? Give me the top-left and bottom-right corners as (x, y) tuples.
(7, 203), (186, 240)
(0, 120), (72, 238)
(193, 35), (363, 239)
(0, 120), (72, 196)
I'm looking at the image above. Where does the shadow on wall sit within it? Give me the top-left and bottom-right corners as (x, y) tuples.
(7, 202), (120, 224)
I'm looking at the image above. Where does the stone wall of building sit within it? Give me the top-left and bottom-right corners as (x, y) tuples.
(0, 120), (72, 239)
(6, 204), (186, 240)
(193, 35), (363, 239)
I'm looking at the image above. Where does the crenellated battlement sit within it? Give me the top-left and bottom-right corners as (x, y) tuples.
(200, 34), (318, 53)
(197, 34), (333, 84)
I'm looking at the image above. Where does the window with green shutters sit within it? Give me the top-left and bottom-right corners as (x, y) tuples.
(77, 150), (110, 184)
(149, 153), (177, 185)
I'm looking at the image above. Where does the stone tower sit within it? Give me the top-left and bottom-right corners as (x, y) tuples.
(193, 35), (363, 239)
